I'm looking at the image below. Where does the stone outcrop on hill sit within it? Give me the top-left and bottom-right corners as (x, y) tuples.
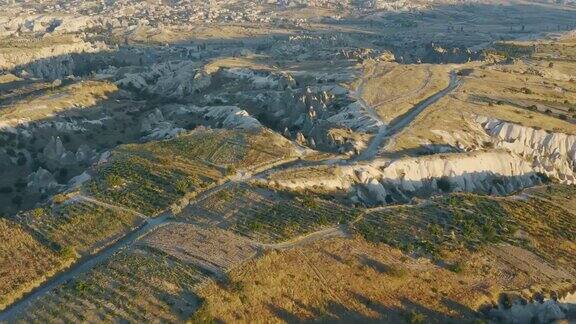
(268, 150), (547, 205)
(27, 168), (61, 194)
(173, 105), (262, 130)
(116, 61), (211, 99)
(477, 116), (576, 184)
(1, 38), (108, 73)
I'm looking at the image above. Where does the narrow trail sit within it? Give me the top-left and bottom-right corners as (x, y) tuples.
(357, 71), (461, 161)
(259, 224), (350, 250)
(0, 157), (302, 321)
(1, 68), (461, 321)
(72, 195), (147, 219)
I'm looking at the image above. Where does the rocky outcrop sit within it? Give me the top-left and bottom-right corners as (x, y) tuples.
(42, 136), (76, 168)
(476, 116), (576, 184)
(115, 61), (211, 99)
(327, 101), (383, 133)
(268, 151), (545, 205)
(222, 68), (296, 90)
(1, 38), (108, 73)
(140, 108), (185, 141)
(27, 168), (61, 194)
(172, 105), (262, 130)
(67, 171), (92, 190)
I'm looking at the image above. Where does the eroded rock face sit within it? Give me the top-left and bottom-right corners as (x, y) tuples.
(327, 101), (383, 133)
(173, 105), (262, 130)
(476, 116), (576, 184)
(268, 151), (545, 205)
(27, 168), (60, 193)
(2, 39), (108, 76)
(221, 68), (296, 90)
(42, 136), (76, 168)
(116, 61), (211, 99)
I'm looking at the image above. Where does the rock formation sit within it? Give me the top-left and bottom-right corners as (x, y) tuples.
(268, 151), (546, 205)
(477, 116), (576, 184)
(116, 61), (211, 99)
(27, 168), (60, 193)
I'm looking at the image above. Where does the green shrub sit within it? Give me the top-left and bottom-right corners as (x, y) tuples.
(105, 174), (124, 188)
(407, 310), (427, 324)
(436, 177), (453, 193)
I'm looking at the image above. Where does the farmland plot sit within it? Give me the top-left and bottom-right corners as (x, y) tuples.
(354, 192), (576, 270)
(14, 248), (207, 323)
(14, 199), (143, 255)
(188, 184), (361, 243)
(0, 218), (70, 311)
(87, 128), (298, 215)
(139, 223), (260, 277)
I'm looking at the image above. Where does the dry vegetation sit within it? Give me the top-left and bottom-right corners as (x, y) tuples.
(0, 81), (118, 122)
(139, 223), (260, 277)
(0, 218), (71, 311)
(193, 189), (576, 323)
(15, 247), (206, 323)
(87, 128), (298, 215)
(360, 62), (452, 123)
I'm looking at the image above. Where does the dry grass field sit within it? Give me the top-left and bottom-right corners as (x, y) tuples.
(0, 218), (71, 311)
(0, 81), (118, 122)
(15, 247), (207, 323)
(193, 190), (576, 323)
(360, 63), (452, 123)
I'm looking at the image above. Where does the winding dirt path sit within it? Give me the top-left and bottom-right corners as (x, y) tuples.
(1, 68), (461, 322)
(357, 71), (461, 161)
(0, 157), (301, 321)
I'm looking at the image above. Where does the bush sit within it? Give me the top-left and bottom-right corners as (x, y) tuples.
(447, 261), (464, 273)
(482, 141), (495, 149)
(226, 165), (237, 176)
(105, 174), (123, 188)
(59, 245), (77, 260)
(520, 87), (533, 94)
(31, 208), (45, 218)
(52, 194), (67, 204)
(11, 196), (23, 206)
(436, 177), (453, 193)
(0, 186), (13, 194)
(407, 310), (427, 324)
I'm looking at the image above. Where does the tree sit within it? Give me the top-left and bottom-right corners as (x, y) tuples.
(106, 174), (123, 188)
(437, 177), (453, 193)
(11, 196), (23, 206)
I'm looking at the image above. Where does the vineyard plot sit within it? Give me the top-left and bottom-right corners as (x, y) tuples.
(86, 128), (298, 216)
(14, 199), (143, 255)
(15, 248), (208, 323)
(0, 218), (68, 310)
(189, 185), (361, 243)
(139, 223), (260, 277)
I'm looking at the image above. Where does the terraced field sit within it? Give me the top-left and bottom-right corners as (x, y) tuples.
(13, 199), (143, 255)
(188, 184), (361, 243)
(353, 193), (576, 270)
(139, 223), (260, 277)
(15, 247), (207, 323)
(0, 218), (70, 311)
(87, 128), (298, 215)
